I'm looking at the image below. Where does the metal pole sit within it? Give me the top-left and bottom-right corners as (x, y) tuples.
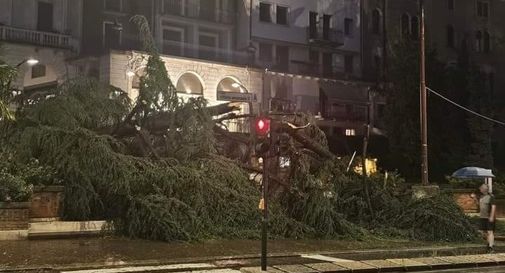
(419, 0), (429, 185)
(382, 0), (387, 83)
(261, 146), (268, 271)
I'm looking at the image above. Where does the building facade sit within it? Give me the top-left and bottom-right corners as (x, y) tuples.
(0, 0), (82, 91)
(362, 0), (505, 166)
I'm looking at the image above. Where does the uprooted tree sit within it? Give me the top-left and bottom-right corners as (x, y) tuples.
(0, 17), (478, 242)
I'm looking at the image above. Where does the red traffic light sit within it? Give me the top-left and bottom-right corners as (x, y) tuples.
(255, 117), (271, 137)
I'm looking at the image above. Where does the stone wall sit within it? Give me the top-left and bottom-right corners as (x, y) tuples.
(0, 203), (30, 231)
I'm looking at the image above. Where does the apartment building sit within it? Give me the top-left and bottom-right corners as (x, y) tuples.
(0, 0), (82, 91)
(237, 0), (382, 140)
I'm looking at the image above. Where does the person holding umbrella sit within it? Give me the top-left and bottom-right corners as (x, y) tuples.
(454, 167), (496, 252)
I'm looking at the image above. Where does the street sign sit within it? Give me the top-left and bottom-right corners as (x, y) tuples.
(216, 91), (257, 102)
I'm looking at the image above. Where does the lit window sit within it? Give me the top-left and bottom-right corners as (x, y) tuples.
(345, 129), (356, 136)
(276, 6), (288, 25)
(31, 64), (46, 79)
(176, 73), (204, 94)
(259, 3), (272, 22)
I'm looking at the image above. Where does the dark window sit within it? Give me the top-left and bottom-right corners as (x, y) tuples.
(484, 31), (490, 52)
(322, 53), (333, 77)
(447, 25), (455, 48)
(372, 9), (381, 34)
(276, 45), (289, 70)
(31, 64), (46, 78)
(200, 0), (217, 21)
(344, 18), (353, 36)
(259, 43), (273, 61)
(309, 12), (318, 39)
(276, 6), (288, 25)
(411, 16), (419, 39)
(401, 13), (410, 37)
(448, 0), (454, 10)
(477, 1), (489, 17)
(259, 3), (272, 22)
(476, 30), (482, 52)
(489, 72), (495, 93)
(374, 55), (381, 70)
(162, 28), (183, 56)
(309, 50), (319, 64)
(163, 29), (183, 41)
(344, 55), (354, 74)
(104, 0), (121, 11)
(323, 14), (331, 40)
(37, 2), (53, 32)
(199, 34), (218, 60)
(199, 35), (217, 47)
(104, 22), (121, 50)
(163, 0), (183, 15)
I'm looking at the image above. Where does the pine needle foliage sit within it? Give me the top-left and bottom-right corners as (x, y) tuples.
(0, 16), (478, 243)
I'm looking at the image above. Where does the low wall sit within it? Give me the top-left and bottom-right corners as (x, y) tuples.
(452, 190), (478, 213)
(0, 202), (30, 231)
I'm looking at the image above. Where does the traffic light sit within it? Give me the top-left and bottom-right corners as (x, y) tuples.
(254, 117), (271, 156)
(254, 117), (271, 137)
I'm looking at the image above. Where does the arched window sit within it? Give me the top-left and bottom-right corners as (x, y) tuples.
(447, 25), (455, 48)
(411, 16), (419, 40)
(217, 77), (244, 93)
(484, 31), (491, 53)
(372, 9), (382, 34)
(401, 13), (410, 37)
(476, 31), (483, 52)
(176, 72), (204, 94)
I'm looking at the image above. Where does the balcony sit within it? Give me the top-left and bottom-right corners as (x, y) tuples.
(162, 40), (248, 64)
(290, 62), (356, 80)
(307, 27), (344, 47)
(0, 25), (76, 50)
(162, 1), (236, 24)
(323, 110), (367, 122)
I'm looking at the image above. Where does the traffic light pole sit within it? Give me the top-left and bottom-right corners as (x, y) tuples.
(261, 150), (268, 271)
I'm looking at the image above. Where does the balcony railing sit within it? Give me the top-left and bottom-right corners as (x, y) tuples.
(290, 62), (356, 80)
(162, 40), (248, 64)
(162, 0), (236, 24)
(323, 111), (367, 122)
(307, 27), (344, 47)
(0, 25), (76, 50)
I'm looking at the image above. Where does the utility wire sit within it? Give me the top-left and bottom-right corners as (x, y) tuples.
(427, 87), (505, 126)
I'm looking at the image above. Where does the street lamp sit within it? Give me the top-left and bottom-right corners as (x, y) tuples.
(16, 58), (39, 68)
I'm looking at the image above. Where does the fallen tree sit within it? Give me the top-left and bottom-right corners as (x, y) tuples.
(0, 16), (478, 242)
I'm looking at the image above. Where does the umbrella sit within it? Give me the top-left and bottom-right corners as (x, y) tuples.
(452, 167), (495, 179)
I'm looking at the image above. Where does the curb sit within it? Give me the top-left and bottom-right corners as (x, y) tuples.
(0, 245), (501, 273)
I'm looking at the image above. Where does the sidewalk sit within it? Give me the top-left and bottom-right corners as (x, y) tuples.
(0, 238), (501, 272)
